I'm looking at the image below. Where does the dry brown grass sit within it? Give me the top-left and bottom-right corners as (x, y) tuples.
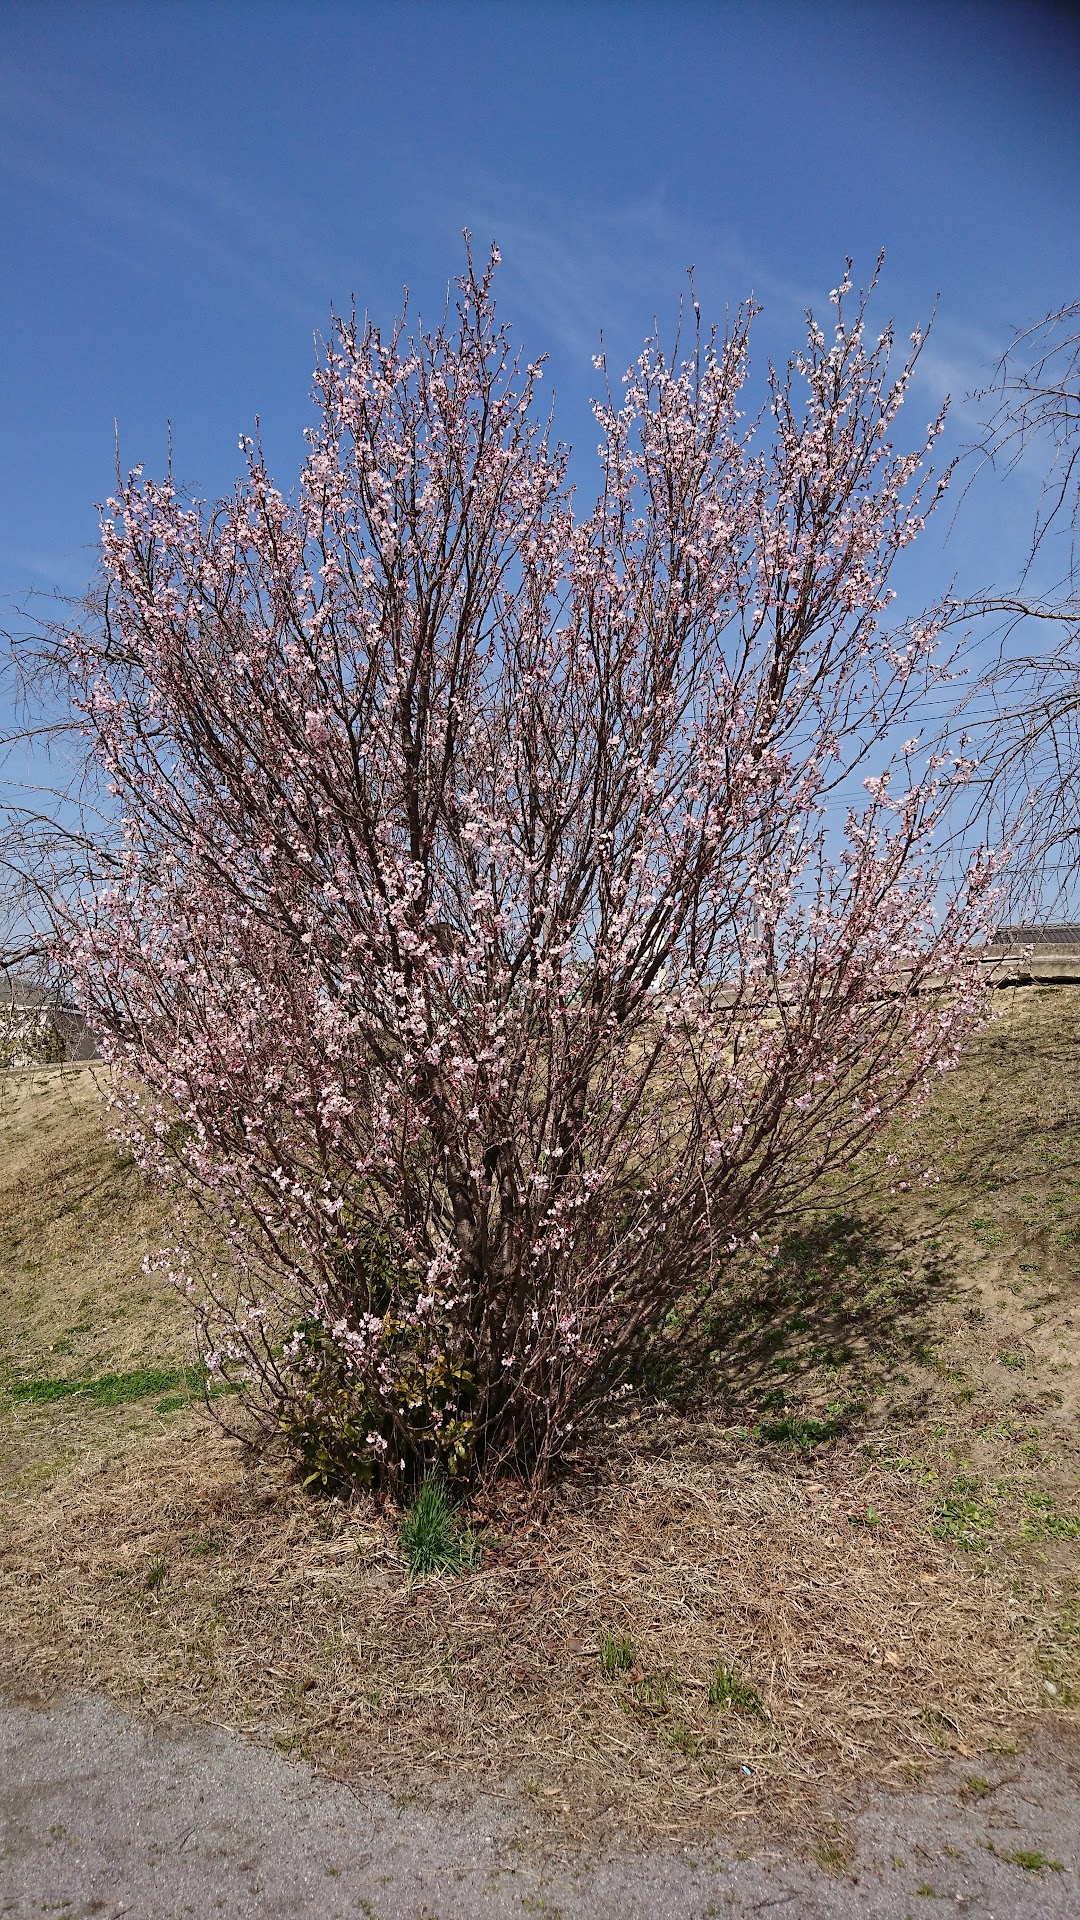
(0, 1064), (189, 1492)
(1, 994), (1078, 1848)
(0, 1413), (1042, 1843)
(0, 1064), (187, 1370)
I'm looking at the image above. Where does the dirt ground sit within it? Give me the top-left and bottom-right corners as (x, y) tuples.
(0, 987), (1077, 1870)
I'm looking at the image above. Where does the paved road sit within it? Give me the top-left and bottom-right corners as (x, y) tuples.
(1, 1691), (1077, 1918)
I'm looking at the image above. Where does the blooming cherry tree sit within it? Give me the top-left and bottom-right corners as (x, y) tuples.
(50, 251), (996, 1491)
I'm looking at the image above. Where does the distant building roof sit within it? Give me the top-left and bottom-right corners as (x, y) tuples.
(0, 977), (101, 1060)
(0, 975), (51, 1007)
(992, 923), (1080, 948)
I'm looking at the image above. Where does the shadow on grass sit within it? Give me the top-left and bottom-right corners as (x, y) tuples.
(633, 1210), (955, 1453)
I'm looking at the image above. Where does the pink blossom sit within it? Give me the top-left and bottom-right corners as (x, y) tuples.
(40, 248), (998, 1494)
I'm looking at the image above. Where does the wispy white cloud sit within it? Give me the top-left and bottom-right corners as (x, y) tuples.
(448, 172), (832, 403)
(0, 67), (348, 329)
(912, 325), (1005, 412)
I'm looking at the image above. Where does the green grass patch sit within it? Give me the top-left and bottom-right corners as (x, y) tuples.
(867, 1447), (938, 1486)
(3, 1363), (204, 1410)
(930, 1475), (1000, 1551)
(988, 1844), (1063, 1872)
(396, 1474), (480, 1580)
(1020, 1490), (1080, 1542)
(969, 1217), (1007, 1248)
(707, 1661), (765, 1717)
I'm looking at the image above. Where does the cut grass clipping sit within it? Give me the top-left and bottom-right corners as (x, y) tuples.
(397, 1474), (480, 1580)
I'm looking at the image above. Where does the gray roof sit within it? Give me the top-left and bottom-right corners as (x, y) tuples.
(991, 923), (1080, 948)
(1, 976), (101, 1059)
(0, 975), (51, 1008)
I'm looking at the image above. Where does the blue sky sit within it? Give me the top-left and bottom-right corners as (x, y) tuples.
(0, 0), (1077, 629)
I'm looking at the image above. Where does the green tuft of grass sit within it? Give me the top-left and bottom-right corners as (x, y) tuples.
(599, 1629), (636, 1677)
(665, 1718), (701, 1756)
(989, 1844), (1063, 1872)
(707, 1661), (765, 1717)
(813, 1822), (851, 1875)
(960, 1775), (991, 1799)
(920, 1706), (959, 1745)
(187, 1527), (228, 1557)
(144, 1555), (168, 1592)
(629, 1667), (679, 1713)
(751, 1412), (843, 1452)
(396, 1474), (479, 1580)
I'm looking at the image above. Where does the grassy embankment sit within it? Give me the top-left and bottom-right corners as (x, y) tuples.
(1, 986), (1077, 1848)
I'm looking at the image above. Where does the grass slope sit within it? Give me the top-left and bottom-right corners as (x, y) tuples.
(0, 989), (1077, 1849)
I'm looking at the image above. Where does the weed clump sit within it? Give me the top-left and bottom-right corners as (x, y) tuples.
(707, 1661), (765, 1717)
(1019, 1490), (1080, 1541)
(397, 1475), (480, 1581)
(930, 1475), (999, 1551)
(599, 1629), (636, 1677)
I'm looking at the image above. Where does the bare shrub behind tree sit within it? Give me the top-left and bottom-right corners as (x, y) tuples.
(956, 299), (1080, 910)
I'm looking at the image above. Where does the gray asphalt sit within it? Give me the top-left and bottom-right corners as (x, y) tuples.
(1, 1690), (1077, 1918)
